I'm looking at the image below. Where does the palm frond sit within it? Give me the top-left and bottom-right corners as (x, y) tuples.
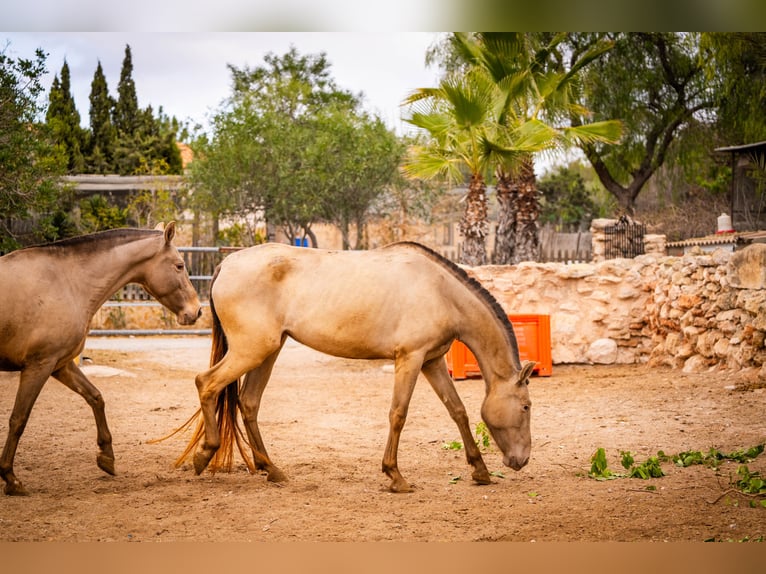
(561, 120), (623, 146)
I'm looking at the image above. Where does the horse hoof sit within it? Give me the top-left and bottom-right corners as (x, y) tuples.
(97, 454), (116, 476)
(389, 479), (412, 493)
(193, 452), (211, 475)
(472, 470), (492, 485)
(266, 468), (287, 483)
(4, 481), (29, 496)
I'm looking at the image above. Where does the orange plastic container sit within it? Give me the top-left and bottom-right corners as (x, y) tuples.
(446, 314), (552, 378)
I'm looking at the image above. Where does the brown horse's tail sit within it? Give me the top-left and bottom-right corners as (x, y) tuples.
(171, 269), (255, 474)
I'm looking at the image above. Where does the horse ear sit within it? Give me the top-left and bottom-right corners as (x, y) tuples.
(517, 361), (536, 384)
(154, 222), (165, 231)
(163, 221), (176, 244)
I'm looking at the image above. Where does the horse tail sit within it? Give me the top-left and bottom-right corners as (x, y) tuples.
(173, 266), (255, 474)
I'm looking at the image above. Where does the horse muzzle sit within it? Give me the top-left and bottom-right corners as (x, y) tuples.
(178, 306), (203, 325)
(503, 454), (529, 471)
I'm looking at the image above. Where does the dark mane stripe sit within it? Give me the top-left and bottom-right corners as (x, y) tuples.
(24, 228), (161, 252)
(385, 241), (521, 367)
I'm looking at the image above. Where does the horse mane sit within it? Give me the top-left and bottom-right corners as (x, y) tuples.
(25, 228), (162, 253)
(384, 241), (521, 365)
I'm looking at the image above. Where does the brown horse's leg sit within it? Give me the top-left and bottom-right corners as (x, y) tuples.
(0, 363), (53, 496)
(239, 349), (287, 483)
(381, 353), (422, 493)
(421, 357), (491, 485)
(53, 361), (115, 476)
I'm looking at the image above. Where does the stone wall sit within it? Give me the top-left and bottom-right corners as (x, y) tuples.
(468, 257), (656, 366)
(468, 243), (766, 384)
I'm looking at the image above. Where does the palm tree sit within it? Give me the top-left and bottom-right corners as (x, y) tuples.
(402, 68), (556, 265)
(449, 33), (622, 263)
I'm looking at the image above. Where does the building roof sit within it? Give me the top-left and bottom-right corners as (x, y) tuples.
(61, 174), (185, 193)
(715, 140), (766, 154)
(666, 230), (766, 248)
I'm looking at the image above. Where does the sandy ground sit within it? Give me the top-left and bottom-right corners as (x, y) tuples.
(1, 336), (765, 542)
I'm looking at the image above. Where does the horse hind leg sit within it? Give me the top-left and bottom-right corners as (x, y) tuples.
(421, 357), (491, 485)
(53, 361), (115, 476)
(1, 362), (54, 495)
(382, 353), (423, 493)
(193, 353), (248, 474)
(239, 349), (287, 483)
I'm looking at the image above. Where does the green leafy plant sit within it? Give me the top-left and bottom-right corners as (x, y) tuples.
(475, 422), (491, 449)
(735, 465), (766, 507)
(589, 447), (617, 480)
(441, 421), (492, 453)
(589, 444), (765, 501)
(627, 456), (665, 479)
(674, 444), (764, 469)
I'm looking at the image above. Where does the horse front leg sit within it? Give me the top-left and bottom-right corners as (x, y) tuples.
(421, 357), (491, 485)
(1, 363), (53, 495)
(382, 354), (422, 493)
(53, 361), (115, 476)
(239, 353), (287, 483)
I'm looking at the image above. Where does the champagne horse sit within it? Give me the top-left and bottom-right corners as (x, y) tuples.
(0, 223), (201, 495)
(181, 241), (534, 493)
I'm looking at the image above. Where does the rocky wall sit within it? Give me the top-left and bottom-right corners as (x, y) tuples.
(468, 243), (766, 383)
(468, 257), (656, 366)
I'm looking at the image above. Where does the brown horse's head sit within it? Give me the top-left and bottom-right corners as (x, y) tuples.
(480, 360), (535, 471)
(140, 222), (202, 326)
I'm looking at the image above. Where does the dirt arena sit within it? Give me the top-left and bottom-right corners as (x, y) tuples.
(1, 336), (764, 542)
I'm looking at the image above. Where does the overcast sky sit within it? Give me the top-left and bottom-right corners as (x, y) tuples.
(2, 32), (443, 136)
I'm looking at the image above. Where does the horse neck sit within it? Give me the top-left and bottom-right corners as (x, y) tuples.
(457, 298), (521, 387)
(70, 235), (160, 313)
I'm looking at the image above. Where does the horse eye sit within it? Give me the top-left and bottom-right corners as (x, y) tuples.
(175, 262), (185, 271)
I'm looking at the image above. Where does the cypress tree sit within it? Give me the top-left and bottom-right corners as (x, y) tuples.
(86, 61), (116, 173)
(114, 44), (139, 138)
(112, 44), (143, 174)
(46, 60), (85, 173)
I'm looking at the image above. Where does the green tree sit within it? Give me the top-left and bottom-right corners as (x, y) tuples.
(113, 44), (139, 140)
(78, 194), (128, 232)
(46, 60), (85, 173)
(570, 33), (713, 215)
(86, 60), (116, 173)
(538, 166), (599, 229)
(107, 45), (183, 176)
(190, 47), (395, 248)
(405, 36), (620, 265)
(445, 32), (620, 263)
(402, 68), (529, 265)
(314, 108), (403, 249)
(702, 33), (766, 145)
(0, 44), (67, 251)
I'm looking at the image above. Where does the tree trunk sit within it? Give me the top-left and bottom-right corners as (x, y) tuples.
(512, 155), (540, 264)
(459, 173), (489, 266)
(492, 170), (518, 265)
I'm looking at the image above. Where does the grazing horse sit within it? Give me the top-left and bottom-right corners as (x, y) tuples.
(0, 222), (201, 495)
(180, 241), (534, 493)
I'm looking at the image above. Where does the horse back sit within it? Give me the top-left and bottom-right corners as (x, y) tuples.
(212, 243), (462, 359)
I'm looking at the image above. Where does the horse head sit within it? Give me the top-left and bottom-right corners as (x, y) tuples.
(480, 360), (535, 471)
(140, 222), (202, 326)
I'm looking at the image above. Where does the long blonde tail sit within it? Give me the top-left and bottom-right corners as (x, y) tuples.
(173, 274), (255, 473)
